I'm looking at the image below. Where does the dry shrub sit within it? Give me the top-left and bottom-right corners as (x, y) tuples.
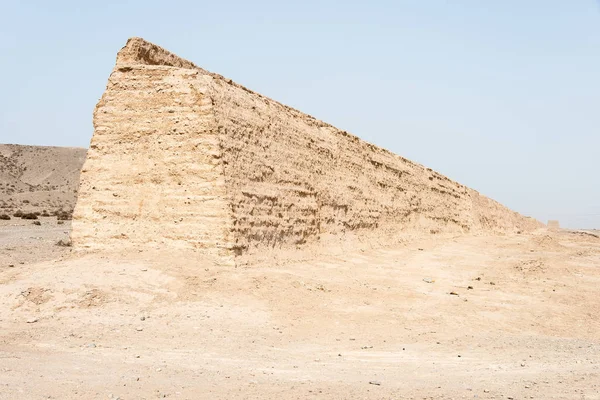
(0, 214), (10, 220)
(57, 211), (72, 221)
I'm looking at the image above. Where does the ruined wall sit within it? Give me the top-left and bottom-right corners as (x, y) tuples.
(210, 79), (540, 255)
(71, 56), (234, 262)
(72, 38), (541, 260)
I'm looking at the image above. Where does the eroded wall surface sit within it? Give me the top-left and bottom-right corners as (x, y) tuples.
(211, 78), (541, 255)
(72, 38), (541, 260)
(72, 59), (234, 261)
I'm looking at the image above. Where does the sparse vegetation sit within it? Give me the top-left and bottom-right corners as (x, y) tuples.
(13, 210), (24, 217)
(21, 213), (38, 220)
(56, 211), (73, 221)
(0, 214), (10, 220)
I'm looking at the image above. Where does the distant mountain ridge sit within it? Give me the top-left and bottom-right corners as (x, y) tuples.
(0, 144), (87, 215)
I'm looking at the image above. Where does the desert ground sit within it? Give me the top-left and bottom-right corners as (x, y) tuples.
(1, 217), (599, 399)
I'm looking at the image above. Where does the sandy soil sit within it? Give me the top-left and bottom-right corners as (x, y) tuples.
(1, 221), (599, 399)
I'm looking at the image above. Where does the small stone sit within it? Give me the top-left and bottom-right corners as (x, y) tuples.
(483, 389), (490, 393)
(8, 264), (15, 268)
(369, 381), (381, 386)
(449, 291), (459, 296)
(140, 316), (146, 321)
(26, 318), (38, 324)
(467, 286), (473, 290)
(521, 362), (526, 367)
(141, 268), (148, 272)
(156, 368), (162, 372)
(136, 327), (143, 332)
(87, 343), (96, 348)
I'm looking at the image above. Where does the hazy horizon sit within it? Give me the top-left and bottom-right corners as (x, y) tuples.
(1, 1), (599, 229)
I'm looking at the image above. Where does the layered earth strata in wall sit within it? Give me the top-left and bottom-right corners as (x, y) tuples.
(72, 38), (542, 262)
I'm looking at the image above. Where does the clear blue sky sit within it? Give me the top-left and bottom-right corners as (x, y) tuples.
(1, 1), (599, 228)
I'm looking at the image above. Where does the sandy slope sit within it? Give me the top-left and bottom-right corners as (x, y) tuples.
(0, 144), (86, 216)
(1, 221), (599, 399)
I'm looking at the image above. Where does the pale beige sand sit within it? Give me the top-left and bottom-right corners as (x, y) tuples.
(1, 222), (599, 399)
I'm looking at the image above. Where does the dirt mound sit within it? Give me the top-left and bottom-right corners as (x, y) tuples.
(0, 144), (86, 216)
(531, 234), (566, 250)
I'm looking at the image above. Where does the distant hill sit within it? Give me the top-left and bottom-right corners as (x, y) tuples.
(0, 144), (87, 215)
